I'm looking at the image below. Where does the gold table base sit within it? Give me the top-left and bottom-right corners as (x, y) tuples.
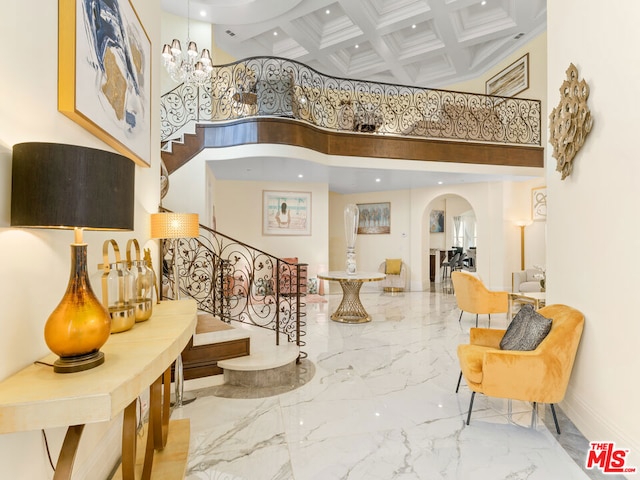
(318, 271), (385, 324)
(331, 280), (371, 323)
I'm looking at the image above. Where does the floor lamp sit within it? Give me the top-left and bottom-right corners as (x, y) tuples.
(515, 221), (531, 271)
(150, 212), (199, 406)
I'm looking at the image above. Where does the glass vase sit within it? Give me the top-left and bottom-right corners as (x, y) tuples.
(129, 259), (154, 322)
(344, 204), (359, 274)
(104, 261), (135, 333)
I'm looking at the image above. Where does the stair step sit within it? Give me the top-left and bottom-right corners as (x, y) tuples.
(217, 341), (299, 371)
(218, 328), (300, 388)
(193, 314), (250, 347)
(181, 314), (251, 381)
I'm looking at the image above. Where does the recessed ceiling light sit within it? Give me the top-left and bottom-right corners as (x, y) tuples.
(199, 10), (206, 17)
(481, 0), (487, 5)
(355, 44), (359, 49)
(298, 174), (304, 178)
(273, 31), (278, 36)
(375, 178), (381, 183)
(325, 9), (330, 14)
(411, 24), (416, 29)
(437, 181), (443, 185)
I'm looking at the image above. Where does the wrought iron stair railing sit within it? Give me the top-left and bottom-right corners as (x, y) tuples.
(160, 221), (306, 358)
(161, 56), (541, 147)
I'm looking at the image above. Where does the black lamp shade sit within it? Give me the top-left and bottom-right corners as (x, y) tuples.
(11, 142), (135, 230)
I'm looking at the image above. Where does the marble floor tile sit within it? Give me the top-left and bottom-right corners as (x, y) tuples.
(178, 289), (618, 480)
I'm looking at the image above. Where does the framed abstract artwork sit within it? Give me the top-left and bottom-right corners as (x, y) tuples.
(58, 0), (151, 167)
(357, 202), (390, 234)
(531, 186), (547, 221)
(486, 53), (529, 98)
(430, 210), (445, 233)
(263, 191), (311, 236)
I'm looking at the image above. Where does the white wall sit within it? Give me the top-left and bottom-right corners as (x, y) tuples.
(211, 178), (330, 282)
(326, 180), (540, 293)
(411, 182), (508, 291)
(329, 190), (412, 293)
(547, 0), (640, 466)
(0, 0), (161, 478)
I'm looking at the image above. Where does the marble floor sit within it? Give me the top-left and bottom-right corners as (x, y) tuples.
(173, 288), (624, 480)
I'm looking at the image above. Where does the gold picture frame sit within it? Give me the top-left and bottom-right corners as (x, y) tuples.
(486, 53), (529, 98)
(58, 0), (151, 167)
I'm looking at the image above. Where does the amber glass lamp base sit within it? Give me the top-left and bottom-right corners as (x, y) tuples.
(45, 244), (111, 374)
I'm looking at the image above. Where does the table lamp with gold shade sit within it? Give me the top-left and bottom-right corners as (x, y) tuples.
(150, 211), (199, 406)
(150, 212), (199, 300)
(10, 142), (135, 373)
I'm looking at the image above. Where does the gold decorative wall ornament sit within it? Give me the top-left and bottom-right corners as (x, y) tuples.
(549, 64), (594, 180)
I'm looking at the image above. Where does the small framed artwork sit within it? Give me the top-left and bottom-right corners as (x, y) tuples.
(58, 0), (151, 167)
(263, 191), (311, 236)
(430, 210), (445, 233)
(357, 202), (390, 234)
(486, 53), (529, 98)
(532, 186), (547, 221)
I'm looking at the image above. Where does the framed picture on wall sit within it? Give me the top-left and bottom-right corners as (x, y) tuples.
(430, 210), (445, 233)
(58, 0), (152, 167)
(532, 186), (547, 221)
(357, 202), (390, 234)
(263, 190), (311, 235)
(486, 53), (529, 98)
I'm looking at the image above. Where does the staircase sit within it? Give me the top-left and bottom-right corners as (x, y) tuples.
(160, 220), (306, 390)
(180, 313), (250, 380)
(218, 322), (301, 389)
(181, 313), (301, 389)
(161, 125), (204, 174)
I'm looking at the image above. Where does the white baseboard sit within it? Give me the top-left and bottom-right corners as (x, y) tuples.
(562, 388), (639, 467)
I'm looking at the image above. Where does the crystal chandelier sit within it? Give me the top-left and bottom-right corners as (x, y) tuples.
(161, 0), (213, 87)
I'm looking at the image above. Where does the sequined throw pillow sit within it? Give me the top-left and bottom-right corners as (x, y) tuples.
(500, 304), (552, 351)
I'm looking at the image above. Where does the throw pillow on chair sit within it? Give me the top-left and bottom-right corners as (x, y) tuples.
(500, 305), (552, 351)
(385, 258), (402, 275)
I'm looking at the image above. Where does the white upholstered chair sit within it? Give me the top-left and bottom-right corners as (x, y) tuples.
(378, 259), (408, 292)
(512, 269), (543, 293)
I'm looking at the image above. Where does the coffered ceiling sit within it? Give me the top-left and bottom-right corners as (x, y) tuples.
(162, 0), (546, 88)
(161, 0), (547, 192)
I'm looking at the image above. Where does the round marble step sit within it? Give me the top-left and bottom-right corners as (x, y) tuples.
(217, 326), (300, 388)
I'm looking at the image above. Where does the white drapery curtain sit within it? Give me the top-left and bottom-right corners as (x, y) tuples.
(453, 216), (463, 246)
(463, 216), (476, 249)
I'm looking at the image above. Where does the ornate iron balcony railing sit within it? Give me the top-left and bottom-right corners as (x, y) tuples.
(161, 56), (541, 147)
(160, 221), (306, 357)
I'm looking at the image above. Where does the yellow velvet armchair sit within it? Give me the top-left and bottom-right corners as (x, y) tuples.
(451, 271), (508, 327)
(456, 304), (585, 434)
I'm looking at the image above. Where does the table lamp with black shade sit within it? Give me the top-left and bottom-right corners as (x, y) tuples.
(11, 142), (135, 373)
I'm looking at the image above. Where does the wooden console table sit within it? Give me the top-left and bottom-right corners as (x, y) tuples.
(0, 299), (197, 480)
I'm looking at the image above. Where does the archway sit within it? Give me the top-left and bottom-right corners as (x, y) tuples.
(422, 194), (476, 289)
